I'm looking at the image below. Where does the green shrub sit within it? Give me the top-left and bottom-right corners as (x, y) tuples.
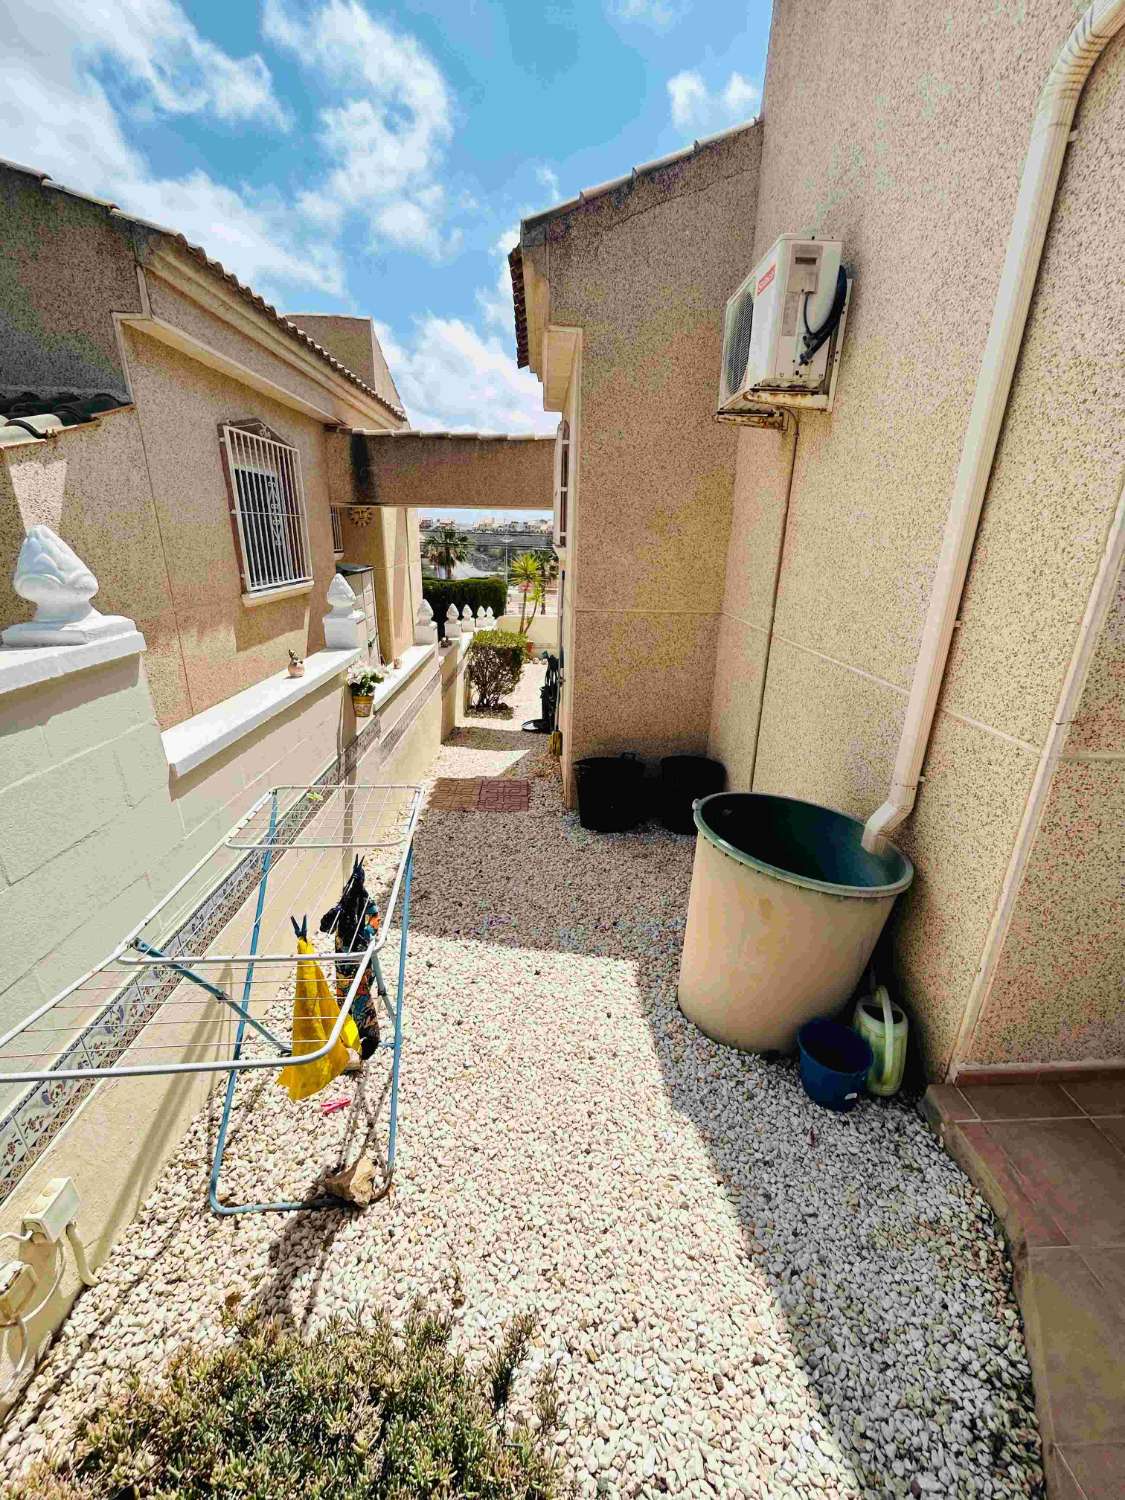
(422, 577), (508, 638)
(16, 1307), (563, 1500)
(467, 629), (527, 709)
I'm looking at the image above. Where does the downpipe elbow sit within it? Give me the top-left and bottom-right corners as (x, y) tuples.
(862, 793), (912, 855)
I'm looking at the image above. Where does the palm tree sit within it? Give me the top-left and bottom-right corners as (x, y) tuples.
(509, 551), (542, 633)
(530, 548), (558, 614)
(422, 524), (469, 579)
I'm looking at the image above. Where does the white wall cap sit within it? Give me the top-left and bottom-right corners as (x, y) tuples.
(162, 642), (436, 778)
(0, 628), (146, 697)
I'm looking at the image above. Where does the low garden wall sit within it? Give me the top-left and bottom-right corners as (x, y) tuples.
(0, 579), (457, 1407)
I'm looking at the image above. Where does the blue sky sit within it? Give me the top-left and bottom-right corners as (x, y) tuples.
(0, 0), (771, 439)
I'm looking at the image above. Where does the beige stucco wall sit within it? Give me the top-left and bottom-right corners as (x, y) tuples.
(123, 327), (341, 719)
(333, 504), (420, 664)
(963, 558), (1125, 1067)
(0, 408), (191, 724)
(524, 127), (762, 794)
(1, 164), (410, 736)
(283, 313), (404, 416)
(357, 433), (554, 510)
(0, 636), (452, 1402)
(708, 1), (1125, 1076)
(0, 325), (417, 728)
(0, 163), (144, 399)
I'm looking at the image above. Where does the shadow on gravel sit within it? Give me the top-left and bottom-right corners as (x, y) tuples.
(401, 720), (1041, 1499)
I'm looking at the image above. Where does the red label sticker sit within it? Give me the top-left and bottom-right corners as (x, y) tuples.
(756, 263), (776, 297)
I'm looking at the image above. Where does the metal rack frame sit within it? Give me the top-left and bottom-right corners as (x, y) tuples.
(0, 783), (422, 1216)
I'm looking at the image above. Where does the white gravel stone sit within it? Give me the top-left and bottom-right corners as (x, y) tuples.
(0, 664), (1043, 1498)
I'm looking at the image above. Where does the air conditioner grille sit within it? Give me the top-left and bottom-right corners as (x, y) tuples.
(723, 288), (754, 403)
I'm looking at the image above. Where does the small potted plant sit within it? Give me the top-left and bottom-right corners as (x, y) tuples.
(287, 649), (305, 679)
(346, 660), (384, 717)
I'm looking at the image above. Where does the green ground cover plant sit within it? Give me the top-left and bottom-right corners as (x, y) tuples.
(17, 1306), (563, 1499)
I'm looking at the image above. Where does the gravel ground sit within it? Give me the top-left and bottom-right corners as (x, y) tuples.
(2, 663), (1043, 1498)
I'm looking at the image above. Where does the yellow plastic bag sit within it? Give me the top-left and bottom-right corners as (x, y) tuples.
(278, 936), (360, 1102)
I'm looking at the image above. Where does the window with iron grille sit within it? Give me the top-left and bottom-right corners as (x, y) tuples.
(221, 422), (312, 594)
(330, 505), (344, 556)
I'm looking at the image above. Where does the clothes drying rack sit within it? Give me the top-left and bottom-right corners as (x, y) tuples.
(0, 782), (422, 1216)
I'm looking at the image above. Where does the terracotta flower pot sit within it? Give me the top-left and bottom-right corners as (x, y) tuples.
(352, 692), (373, 718)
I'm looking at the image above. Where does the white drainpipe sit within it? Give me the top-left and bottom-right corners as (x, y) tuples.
(862, 0), (1125, 854)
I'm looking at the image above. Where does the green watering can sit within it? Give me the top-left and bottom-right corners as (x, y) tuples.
(853, 985), (907, 1097)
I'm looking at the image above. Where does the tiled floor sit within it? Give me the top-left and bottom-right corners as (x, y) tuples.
(924, 1079), (1125, 1500)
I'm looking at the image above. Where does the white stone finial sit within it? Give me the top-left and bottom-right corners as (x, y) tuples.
(2, 524), (135, 648)
(326, 573), (357, 615)
(414, 598), (437, 646)
(323, 572), (364, 650)
(476, 605), (486, 625)
(444, 603), (461, 640)
(461, 604), (473, 631)
(485, 606), (496, 625)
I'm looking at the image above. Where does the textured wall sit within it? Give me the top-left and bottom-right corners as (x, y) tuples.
(711, 0), (1125, 1075)
(0, 652), (179, 1066)
(0, 407), (190, 724)
(965, 558), (1125, 1066)
(0, 163), (144, 399)
(358, 433), (554, 510)
(533, 126), (762, 777)
(121, 329), (340, 723)
(283, 313), (404, 415)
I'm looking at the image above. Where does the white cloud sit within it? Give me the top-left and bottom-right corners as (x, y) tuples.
(7, 0), (287, 130)
(612, 0), (685, 27)
(535, 164), (561, 200)
(0, 0), (340, 300)
(376, 317), (556, 435)
(667, 69), (760, 135)
(476, 227), (520, 330)
(263, 0), (455, 259)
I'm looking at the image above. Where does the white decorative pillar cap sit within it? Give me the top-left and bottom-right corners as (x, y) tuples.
(414, 597), (437, 646)
(323, 571), (364, 650)
(2, 524), (136, 648)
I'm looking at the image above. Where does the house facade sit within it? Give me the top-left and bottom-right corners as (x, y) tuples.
(0, 160), (467, 1384)
(514, 0), (1124, 1082)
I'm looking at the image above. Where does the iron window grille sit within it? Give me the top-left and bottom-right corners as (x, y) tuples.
(330, 505), (345, 556)
(222, 422), (312, 594)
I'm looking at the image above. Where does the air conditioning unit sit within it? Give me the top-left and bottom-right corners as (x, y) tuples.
(718, 235), (851, 421)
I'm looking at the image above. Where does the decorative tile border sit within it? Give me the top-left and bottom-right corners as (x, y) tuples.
(0, 674), (433, 1206)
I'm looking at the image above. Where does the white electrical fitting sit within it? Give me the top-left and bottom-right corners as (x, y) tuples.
(0, 1178), (96, 1404)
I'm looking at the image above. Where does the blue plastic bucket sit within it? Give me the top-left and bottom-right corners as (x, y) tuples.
(797, 1018), (874, 1112)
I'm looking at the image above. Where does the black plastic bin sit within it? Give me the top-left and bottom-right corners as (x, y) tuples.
(659, 755), (725, 834)
(574, 754), (645, 832)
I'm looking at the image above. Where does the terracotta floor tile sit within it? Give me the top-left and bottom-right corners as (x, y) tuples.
(1062, 1080), (1125, 1116)
(1025, 1248), (1125, 1445)
(1092, 1115), (1125, 1155)
(1058, 1443), (1125, 1500)
(925, 1084), (979, 1122)
(953, 1122), (1069, 1248)
(1082, 1249), (1125, 1310)
(988, 1119), (1125, 1247)
(961, 1083), (1078, 1121)
(1046, 1449), (1085, 1500)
